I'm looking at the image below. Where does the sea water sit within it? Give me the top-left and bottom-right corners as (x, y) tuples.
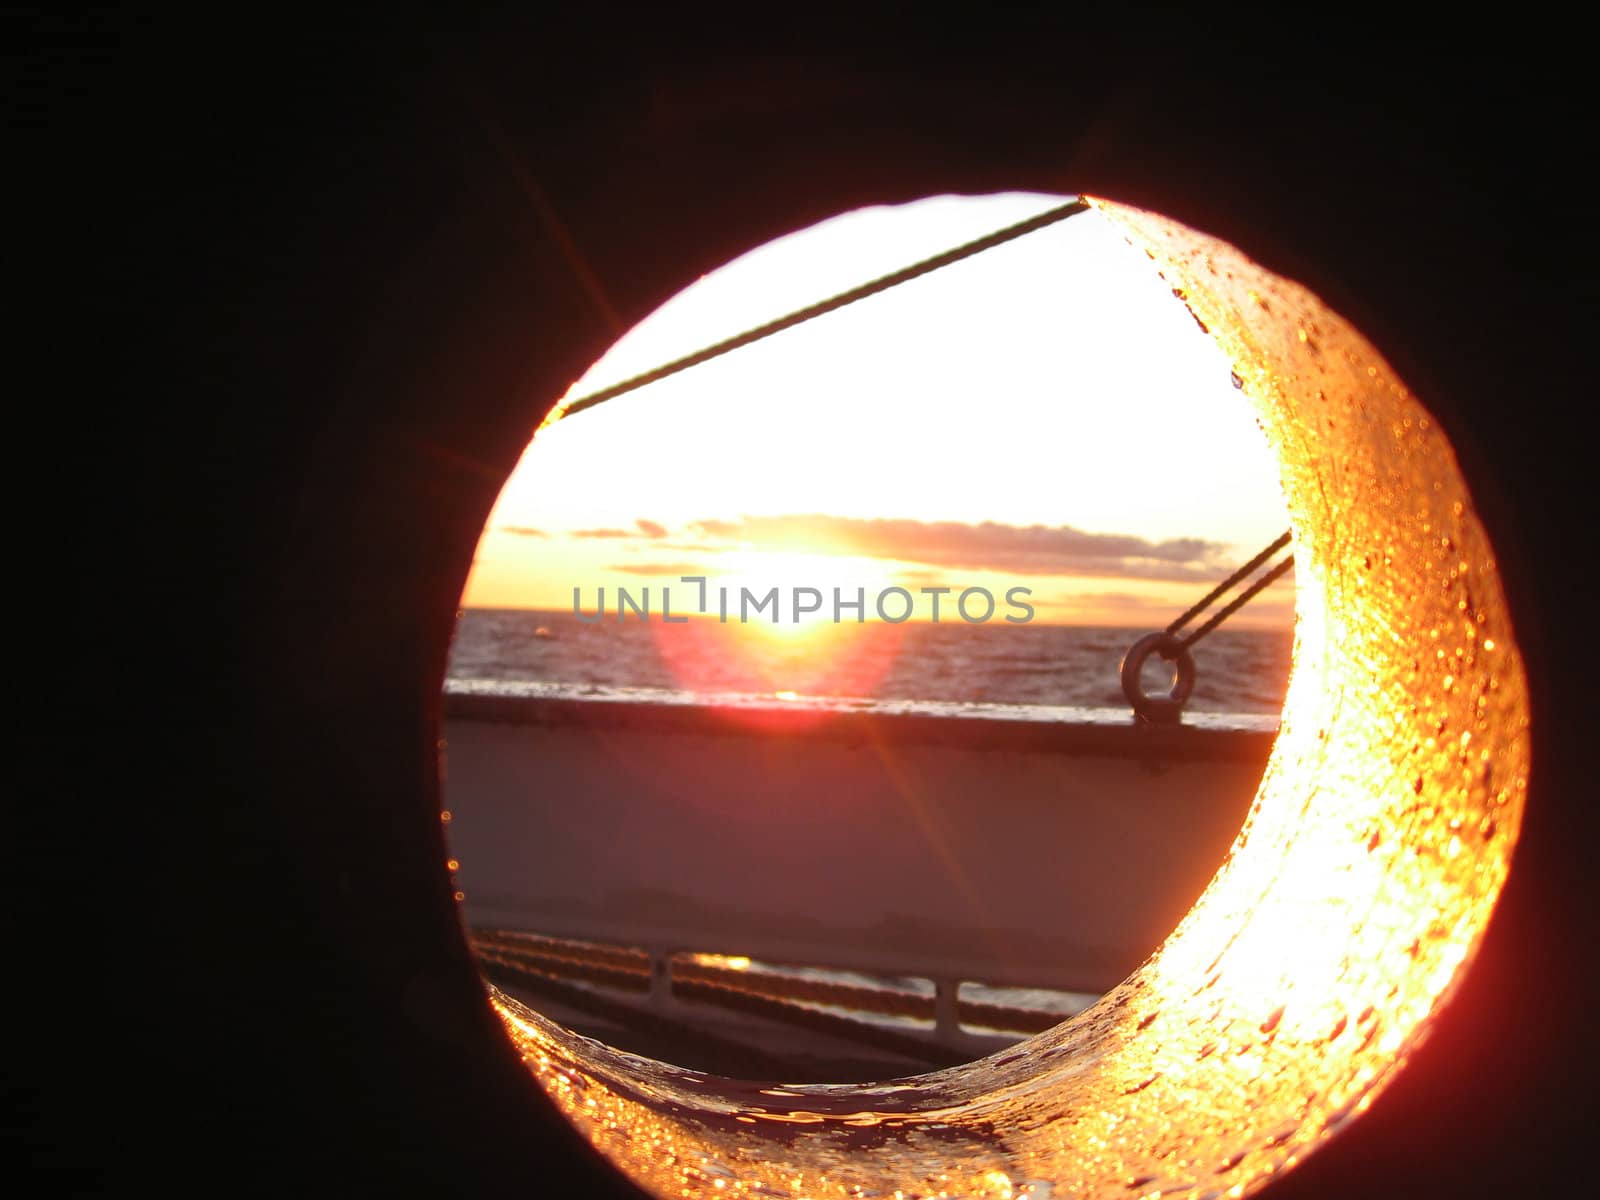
(446, 608), (1290, 718)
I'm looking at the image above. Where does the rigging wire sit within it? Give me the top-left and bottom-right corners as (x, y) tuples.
(1122, 531), (1295, 723)
(544, 197), (1090, 425)
(1167, 530), (1293, 650)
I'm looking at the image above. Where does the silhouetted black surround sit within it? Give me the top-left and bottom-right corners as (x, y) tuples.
(45, 19), (1594, 1196)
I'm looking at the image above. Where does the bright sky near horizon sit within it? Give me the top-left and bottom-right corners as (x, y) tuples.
(461, 193), (1294, 628)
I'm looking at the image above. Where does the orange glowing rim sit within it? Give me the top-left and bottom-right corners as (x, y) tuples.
(484, 198), (1529, 1200)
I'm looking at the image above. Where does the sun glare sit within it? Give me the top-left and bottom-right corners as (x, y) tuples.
(718, 550), (899, 632)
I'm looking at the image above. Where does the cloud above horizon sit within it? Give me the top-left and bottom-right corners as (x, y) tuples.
(678, 514), (1243, 582)
(607, 561), (713, 576)
(526, 513), (1297, 588)
(573, 518), (671, 540)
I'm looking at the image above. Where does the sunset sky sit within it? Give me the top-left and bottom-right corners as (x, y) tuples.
(461, 193), (1293, 628)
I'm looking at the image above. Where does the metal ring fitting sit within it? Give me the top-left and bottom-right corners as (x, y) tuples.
(1120, 631), (1197, 724)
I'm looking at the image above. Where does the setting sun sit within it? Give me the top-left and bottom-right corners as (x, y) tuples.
(717, 551), (900, 631)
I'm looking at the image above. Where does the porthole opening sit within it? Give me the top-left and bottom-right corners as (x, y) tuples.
(439, 195), (1526, 1200)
